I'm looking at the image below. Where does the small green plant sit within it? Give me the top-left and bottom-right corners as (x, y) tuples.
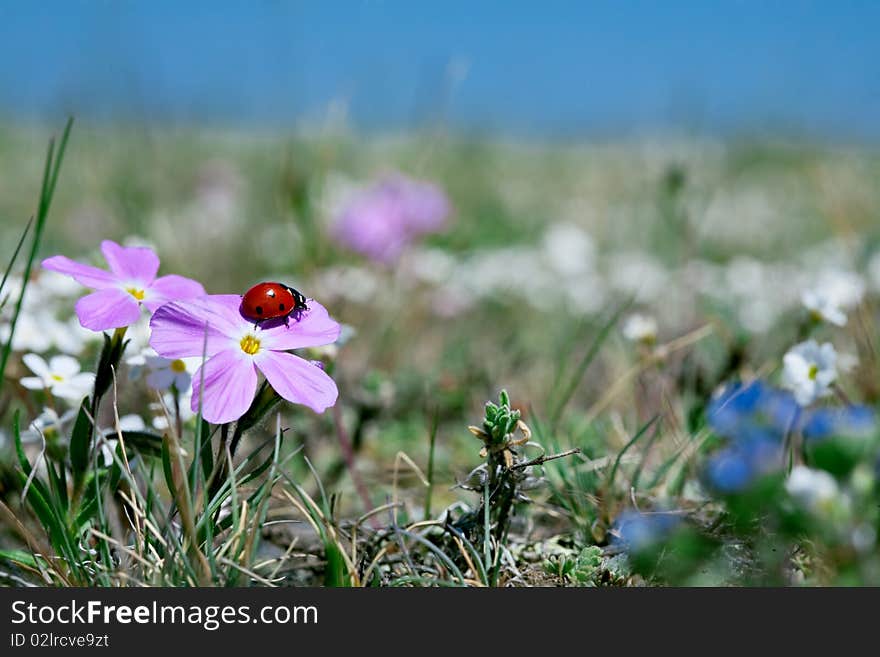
(451, 390), (579, 584)
(543, 545), (603, 586)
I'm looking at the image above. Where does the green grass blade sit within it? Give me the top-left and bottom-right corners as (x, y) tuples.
(0, 216), (33, 307)
(549, 298), (633, 428)
(0, 118), (74, 387)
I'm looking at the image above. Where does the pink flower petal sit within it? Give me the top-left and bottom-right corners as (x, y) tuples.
(101, 240), (160, 285)
(260, 300), (341, 351)
(142, 274), (207, 312)
(149, 295), (244, 359)
(197, 294), (252, 329)
(190, 350), (258, 424)
(75, 288), (142, 331)
(41, 255), (118, 289)
(256, 350), (338, 414)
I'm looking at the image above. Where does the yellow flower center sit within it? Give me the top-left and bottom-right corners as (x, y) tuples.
(240, 334), (261, 356)
(126, 287), (145, 301)
(50, 374), (64, 382)
(170, 359), (187, 373)
(808, 364), (819, 380)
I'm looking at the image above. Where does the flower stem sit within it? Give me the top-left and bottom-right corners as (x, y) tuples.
(332, 405), (375, 524)
(206, 383), (281, 501)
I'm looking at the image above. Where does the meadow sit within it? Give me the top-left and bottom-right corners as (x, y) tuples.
(1, 120), (879, 586)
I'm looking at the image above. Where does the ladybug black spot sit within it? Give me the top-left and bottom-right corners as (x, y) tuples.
(279, 303), (285, 311)
(255, 306), (263, 315)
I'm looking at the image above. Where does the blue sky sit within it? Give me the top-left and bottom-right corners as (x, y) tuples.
(1, 1), (878, 138)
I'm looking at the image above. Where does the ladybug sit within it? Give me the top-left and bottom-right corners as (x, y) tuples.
(240, 282), (308, 327)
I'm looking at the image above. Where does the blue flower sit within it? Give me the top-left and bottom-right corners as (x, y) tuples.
(705, 447), (753, 492)
(705, 438), (783, 493)
(802, 405), (876, 441)
(612, 510), (680, 552)
(704, 379), (876, 493)
(707, 380), (798, 444)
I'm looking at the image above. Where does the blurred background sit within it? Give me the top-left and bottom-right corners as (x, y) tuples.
(2, 2), (880, 521)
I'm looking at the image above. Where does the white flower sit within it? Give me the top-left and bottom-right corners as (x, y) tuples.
(817, 269), (865, 308)
(786, 466), (839, 512)
(801, 289), (847, 326)
(128, 347), (198, 391)
(622, 314), (658, 343)
(542, 222), (595, 277)
(782, 340), (837, 406)
(145, 355), (199, 391)
(125, 345), (152, 381)
(102, 414), (146, 435)
(801, 270), (864, 326)
(20, 354), (95, 402)
(21, 407), (77, 444)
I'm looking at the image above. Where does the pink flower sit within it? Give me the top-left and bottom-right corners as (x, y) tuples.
(42, 240), (205, 331)
(149, 295), (340, 424)
(332, 173), (450, 264)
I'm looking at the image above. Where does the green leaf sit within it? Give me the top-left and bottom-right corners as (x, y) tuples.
(70, 398), (92, 475)
(12, 412), (80, 568)
(0, 549), (42, 570)
(46, 461), (69, 514)
(161, 434), (176, 496)
(112, 430), (164, 459)
(93, 331), (127, 401)
(199, 420), (213, 481)
(805, 436), (869, 478)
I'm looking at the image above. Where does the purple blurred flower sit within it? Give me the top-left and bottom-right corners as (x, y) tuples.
(149, 295), (340, 424)
(42, 240), (205, 331)
(332, 174), (450, 264)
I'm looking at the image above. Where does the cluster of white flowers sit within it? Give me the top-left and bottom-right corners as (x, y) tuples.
(314, 217), (878, 357)
(4, 266), (205, 447)
(2, 272), (101, 421)
(0, 272), (99, 355)
(779, 262), (866, 407)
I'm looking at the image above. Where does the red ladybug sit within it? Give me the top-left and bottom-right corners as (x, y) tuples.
(240, 282), (308, 327)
